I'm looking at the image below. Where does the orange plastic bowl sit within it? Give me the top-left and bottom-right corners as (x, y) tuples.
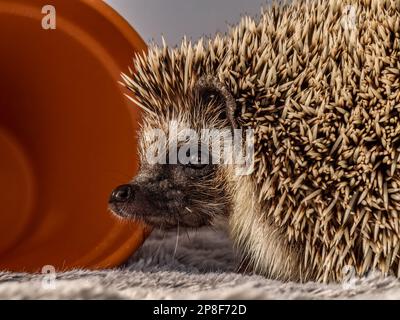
(0, 0), (151, 272)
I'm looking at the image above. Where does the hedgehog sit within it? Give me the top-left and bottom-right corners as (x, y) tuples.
(109, 0), (400, 282)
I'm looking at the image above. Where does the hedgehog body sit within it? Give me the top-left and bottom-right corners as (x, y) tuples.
(121, 0), (400, 282)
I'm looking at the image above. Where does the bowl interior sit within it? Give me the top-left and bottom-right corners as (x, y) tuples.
(0, 0), (149, 271)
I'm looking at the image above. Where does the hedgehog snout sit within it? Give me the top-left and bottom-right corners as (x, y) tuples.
(109, 182), (154, 219)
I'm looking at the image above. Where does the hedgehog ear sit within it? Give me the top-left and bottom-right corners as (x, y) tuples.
(195, 75), (238, 129)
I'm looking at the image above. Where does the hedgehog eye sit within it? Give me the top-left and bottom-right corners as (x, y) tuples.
(185, 149), (209, 169)
(187, 162), (208, 169)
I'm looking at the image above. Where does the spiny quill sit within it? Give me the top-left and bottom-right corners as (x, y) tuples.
(123, 0), (400, 282)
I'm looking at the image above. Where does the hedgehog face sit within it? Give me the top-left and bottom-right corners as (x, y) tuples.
(109, 126), (231, 229)
(109, 160), (229, 229)
(109, 76), (237, 229)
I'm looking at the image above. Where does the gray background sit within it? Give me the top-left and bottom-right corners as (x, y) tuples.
(105, 0), (270, 46)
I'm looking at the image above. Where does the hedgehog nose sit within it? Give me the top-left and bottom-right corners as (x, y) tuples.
(110, 184), (133, 203)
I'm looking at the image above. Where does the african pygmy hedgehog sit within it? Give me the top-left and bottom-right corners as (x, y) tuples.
(109, 0), (400, 282)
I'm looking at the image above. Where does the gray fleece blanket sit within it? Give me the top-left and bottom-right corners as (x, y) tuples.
(0, 228), (399, 299)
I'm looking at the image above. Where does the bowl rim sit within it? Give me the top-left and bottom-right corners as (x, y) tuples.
(82, 0), (147, 55)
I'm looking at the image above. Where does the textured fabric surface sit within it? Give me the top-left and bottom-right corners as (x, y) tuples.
(0, 228), (399, 299)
